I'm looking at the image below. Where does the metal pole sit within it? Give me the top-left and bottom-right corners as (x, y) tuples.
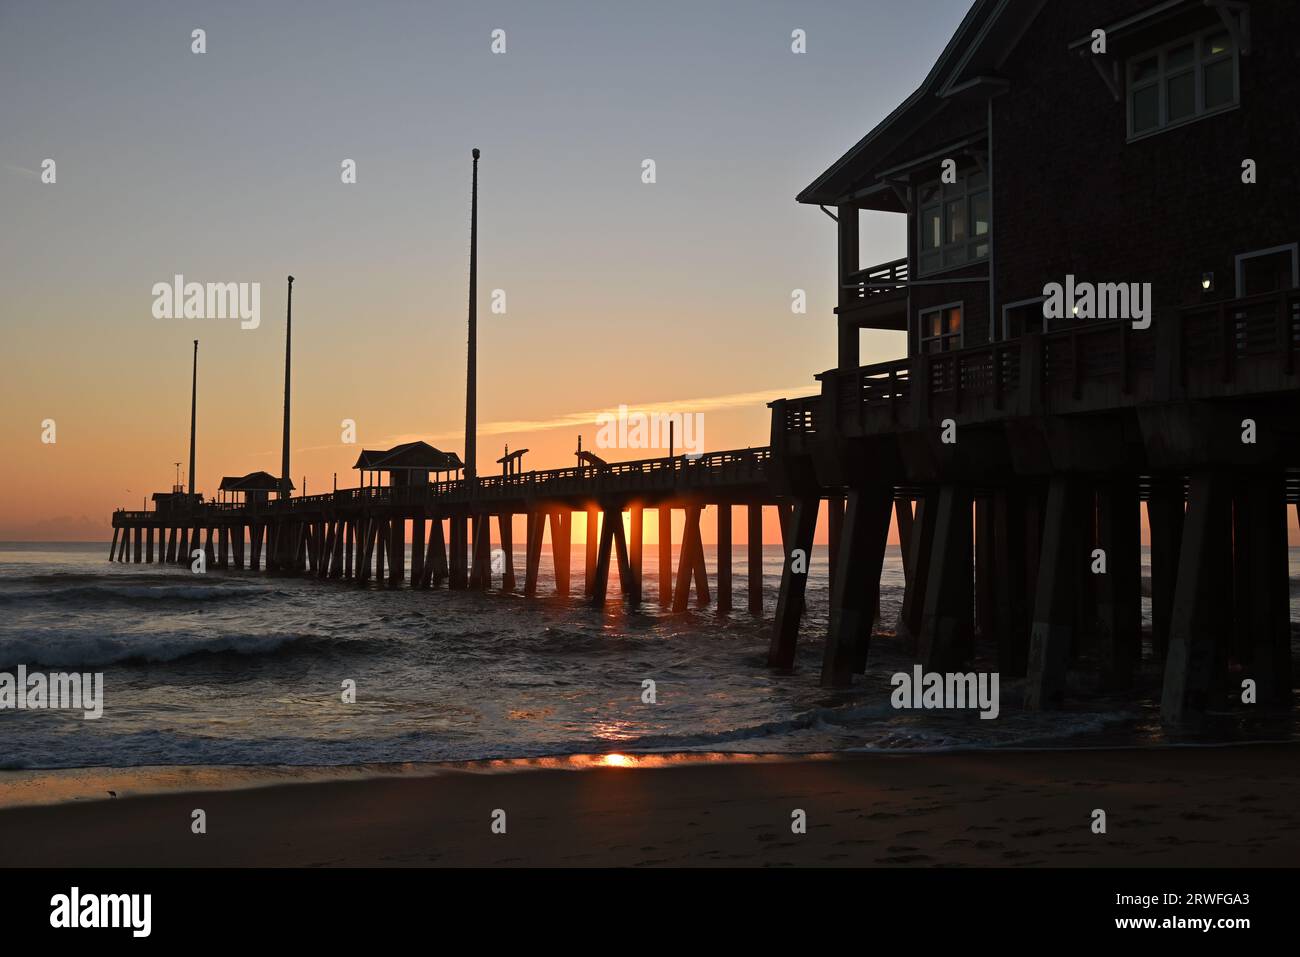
(465, 149), (479, 485)
(281, 275), (294, 500)
(188, 340), (198, 498)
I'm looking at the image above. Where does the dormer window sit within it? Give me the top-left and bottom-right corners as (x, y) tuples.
(1127, 28), (1238, 140)
(917, 170), (989, 276)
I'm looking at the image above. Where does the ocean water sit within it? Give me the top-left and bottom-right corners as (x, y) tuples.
(0, 542), (1296, 770)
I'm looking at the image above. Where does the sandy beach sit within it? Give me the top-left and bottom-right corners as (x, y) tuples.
(2, 745), (1297, 867)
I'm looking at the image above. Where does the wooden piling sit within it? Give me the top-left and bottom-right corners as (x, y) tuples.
(498, 513), (515, 592)
(524, 512), (543, 597)
(658, 506), (672, 606)
(1026, 477), (1086, 710)
(747, 504), (763, 614)
(917, 485), (974, 672)
(1161, 472), (1231, 727)
(584, 507), (599, 597)
(1147, 475), (1185, 661)
(821, 485), (892, 687)
(629, 504), (643, 604)
(411, 515), (426, 587)
(551, 510), (571, 597)
(1095, 477), (1141, 688)
(716, 504), (732, 613)
(767, 496), (819, 669)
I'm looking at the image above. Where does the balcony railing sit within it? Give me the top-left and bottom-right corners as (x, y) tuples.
(841, 257), (908, 308)
(793, 287), (1300, 442)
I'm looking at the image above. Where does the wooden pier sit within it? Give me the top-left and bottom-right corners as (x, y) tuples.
(111, 448), (780, 613)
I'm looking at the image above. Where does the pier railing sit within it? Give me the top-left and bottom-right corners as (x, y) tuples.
(802, 288), (1300, 440)
(113, 447), (772, 523)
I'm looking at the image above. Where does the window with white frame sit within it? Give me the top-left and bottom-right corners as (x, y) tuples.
(917, 170), (989, 275)
(1127, 27), (1238, 139)
(918, 303), (963, 354)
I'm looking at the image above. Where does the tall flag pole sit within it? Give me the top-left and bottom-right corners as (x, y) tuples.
(188, 340), (198, 499)
(281, 275), (294, 499)
(465, 148), (479, 485)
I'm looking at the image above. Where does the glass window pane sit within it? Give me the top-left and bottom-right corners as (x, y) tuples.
(1167, 72), (1195, 121)
(971, 191), (989, 236)
(920, 251), (941, 273)
(922, 208), (940, 249)
(1132, 85), (1159, 132)
(945, 244), (968, 267)
(1204, 58), (1234, 109)
(946, 308), (961, 333)
(946, 199), (966, 243)
(972, 241), (989, 260)
(1132, 56), (1158, 83)
(1204, 31), (1231, 57)
(1166, 43), (1194, 69)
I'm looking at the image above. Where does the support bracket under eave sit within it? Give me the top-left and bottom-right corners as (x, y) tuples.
(1205, 0), (1250, 55)
(1085, 52), (1122, 102)
(882, 179), (913, 215)
(819, 204), (839, 223)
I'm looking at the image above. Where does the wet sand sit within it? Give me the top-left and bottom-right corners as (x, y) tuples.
(1, 745), (1297, 867)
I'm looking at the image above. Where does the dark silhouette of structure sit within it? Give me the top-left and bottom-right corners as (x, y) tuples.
(767, 0), (1298, 726)
(109, 0), (1298, 730)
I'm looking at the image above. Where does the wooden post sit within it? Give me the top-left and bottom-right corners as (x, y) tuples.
(389, 517), (405, 586)
(133, 527), (143, 563)
(344, 520), (353, 580)
(584, 506), (599, 597)
(499, 512), (515, 592)
(145, 526), (155, 563)
(330, 519), (344, 579)
(821, 485), (893, 686)
(1026, 477), (1086, 710)
(992, 487), (1032, 677)
(898, 492), (937, 652)
(425, 516), (449, 587)
(108, 528), (119, 561)
(551, 510), (571, 596)
(524, 512), (543, 596)
(690, 507), (710, 605)
(449, 513), (468, 589)
(1235, 472), (1291, 706)
(918, 485), (974, 672)
(658, 506), (673, 606)
(591, 504), (617, 605)
(1161, 472), (1232, 727)
(826, 495), (845, 606)
(411, 515), (426, 587)
(1095, 477), (1142, 689)
(768, 497), (819, 669)
(747, 504), (763, 615)
(672, 504), (704, 613)
(716, 504), (732, 613)
(233, 524), (245, 569)
(1147, 475), (1185, 661)
(629, 504), (643, 604)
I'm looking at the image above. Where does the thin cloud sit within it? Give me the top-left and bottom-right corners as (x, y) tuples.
(253, 384), (811, 456)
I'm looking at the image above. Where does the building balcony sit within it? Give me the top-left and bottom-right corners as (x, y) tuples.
(838, 257), (909, 332)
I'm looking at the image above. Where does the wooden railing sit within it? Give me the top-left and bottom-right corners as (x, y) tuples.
(842, 257), (908, 307)
(1180, 288), (1300, 387)
(798, 288), (1300, 441)
(113, 448), (773, 523)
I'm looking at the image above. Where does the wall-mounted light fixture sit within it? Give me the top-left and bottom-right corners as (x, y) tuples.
(1201, 271), (1215, 292)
